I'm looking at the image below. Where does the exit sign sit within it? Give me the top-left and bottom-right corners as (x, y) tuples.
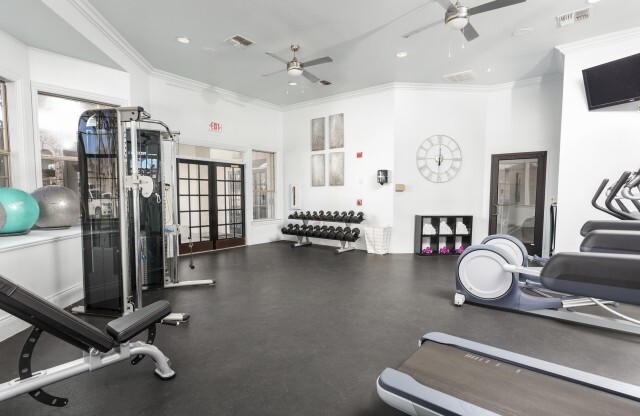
(209, 122), (222, 132)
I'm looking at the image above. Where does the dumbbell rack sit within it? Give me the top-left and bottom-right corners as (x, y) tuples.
(292, 219), (312, 248)
(284, 212), (364, 254)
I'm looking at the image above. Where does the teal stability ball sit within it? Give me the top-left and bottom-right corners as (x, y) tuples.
(0, 188), (40, 234)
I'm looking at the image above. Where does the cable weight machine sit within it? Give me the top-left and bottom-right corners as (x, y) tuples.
(75, 107), (211, 323)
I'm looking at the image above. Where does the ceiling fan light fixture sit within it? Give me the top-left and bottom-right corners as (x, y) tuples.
(287, 60), (303, 77)
(445, 6), (469, 30)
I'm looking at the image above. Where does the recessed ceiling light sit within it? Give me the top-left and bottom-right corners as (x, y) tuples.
(586, 0), (600, 3)
(512, 27), (534, 37)
(396, 51), (408, 58)
(288, 81), (298, 86)
(484, 66), (495, 73)
(176, 37), (191, 44)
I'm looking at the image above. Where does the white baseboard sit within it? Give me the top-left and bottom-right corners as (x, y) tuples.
(0, 283), (84, 342)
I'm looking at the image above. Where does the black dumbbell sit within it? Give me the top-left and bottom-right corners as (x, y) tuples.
(298, 212), (306, 220)
(344, 227), (351, 234)
(318, 210), (326, 220)
(312, 226), (322, 237)
(281, 227), (289, 235)
(305, 211), (312, 220)
(324, 211), (334, 221)
(291, 224), (301, 235)
(305, 226), (315, 237)
(332, 211), (340, 220)
(336, 226), (343, 233)
(347, 210), (356, 222)
(312, 211), (319, 220)
(356, 212), (364, 223)
(344, 228), (361, 242)
(288, 213), (294, 219)
(336, 229), (345, 240)
(320, 227), (329, 238)
(327, 228), (337, 239)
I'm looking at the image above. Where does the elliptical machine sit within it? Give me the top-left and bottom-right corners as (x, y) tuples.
(454, 169), (640, 335)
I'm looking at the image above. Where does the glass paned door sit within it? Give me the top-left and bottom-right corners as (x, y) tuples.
(489, 152), (547, 256)
(178, 159), (213, 253)
(177, 159), (245, 253)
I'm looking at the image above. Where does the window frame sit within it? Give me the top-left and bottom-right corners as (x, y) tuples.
(0, 81), (10, 187)
(31, 83), (126, 189)
(251, 150), (276, 221)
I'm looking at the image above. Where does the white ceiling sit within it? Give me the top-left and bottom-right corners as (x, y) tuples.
(3, 1), (640, 106)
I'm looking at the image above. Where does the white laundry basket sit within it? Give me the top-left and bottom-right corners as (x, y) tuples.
(364, 226), (392, 255)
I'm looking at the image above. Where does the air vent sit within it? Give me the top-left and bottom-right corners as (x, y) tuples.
(442, 70), (478, 83)
(318, 80), (332, 86)
(557, 7), (592, 27)
(223, 34), (255, 49)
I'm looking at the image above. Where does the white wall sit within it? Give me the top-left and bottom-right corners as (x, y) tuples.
(484, 79), (563, 256)
(283, 87), (396, 250)
(555, 30), (640, 253)
(281, 82), (561, 254)
(392, 87), (488, 253)
(149, 73), (285, 245)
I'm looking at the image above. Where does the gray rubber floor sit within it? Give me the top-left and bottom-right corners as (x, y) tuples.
(1, 241), (639, 415)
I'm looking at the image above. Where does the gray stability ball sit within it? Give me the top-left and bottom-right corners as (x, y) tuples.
(31, 185), (81, 229)
(0, 202), (5, 231)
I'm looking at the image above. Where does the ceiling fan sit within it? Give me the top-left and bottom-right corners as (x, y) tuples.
(263, 44), (333, 84)
(402, 0), (527, 41)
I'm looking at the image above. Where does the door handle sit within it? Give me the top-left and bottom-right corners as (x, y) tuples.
(491, 204), (498, 216)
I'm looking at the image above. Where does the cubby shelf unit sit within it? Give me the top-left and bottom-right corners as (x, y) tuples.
(414, 215), (473, 256)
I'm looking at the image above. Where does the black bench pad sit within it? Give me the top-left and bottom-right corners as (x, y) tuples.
(106, 301), (171, 343)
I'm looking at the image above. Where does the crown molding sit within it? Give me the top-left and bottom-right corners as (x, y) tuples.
(282, 75), (562, 111)
(150, 69), (282, 112)
(489, 74), (563, 91)
(556, 26), (640, 55)
(282, 83), (397, 111)
(67, 0), (154, 74)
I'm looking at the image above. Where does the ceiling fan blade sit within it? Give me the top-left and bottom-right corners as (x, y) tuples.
(469, 0), (526, 15)
(302, 70), (320, 84)
(462, 23), (480, 41)
(401, 21), (440, 38)
(261, 68), (286, 77)
(302, 56), (333, 67)
(265, 52), (289, 64)
(435, 0), (457, 12)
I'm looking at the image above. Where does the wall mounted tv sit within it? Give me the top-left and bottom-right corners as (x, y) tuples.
(582, 52), (640, 110)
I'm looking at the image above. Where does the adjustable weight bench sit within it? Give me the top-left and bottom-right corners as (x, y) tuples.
(0, 274), (176, 407)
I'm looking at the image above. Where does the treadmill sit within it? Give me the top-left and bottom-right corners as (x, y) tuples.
(377, 252), (640, 416)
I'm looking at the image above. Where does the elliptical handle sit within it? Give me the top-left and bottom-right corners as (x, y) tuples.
(592, 179), (625, 219)
(605, 171), (636, 220)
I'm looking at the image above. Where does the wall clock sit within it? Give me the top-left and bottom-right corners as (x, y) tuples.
(416, 135), (462, 183)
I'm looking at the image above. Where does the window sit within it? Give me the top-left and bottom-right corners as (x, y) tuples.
(0, 81), (10, 187)
(252, 151), (275, 220)
(37, 93), (115, 192)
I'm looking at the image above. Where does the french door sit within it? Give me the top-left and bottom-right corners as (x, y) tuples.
(489, 152), (547, 256)
(177, 159), (245, 254)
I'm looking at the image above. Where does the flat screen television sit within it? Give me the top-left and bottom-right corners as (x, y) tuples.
(582, 53), (640, 110)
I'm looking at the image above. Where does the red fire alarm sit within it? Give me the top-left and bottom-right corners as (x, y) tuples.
(356, 152), (363, 158)
(357, 199), (363, 206)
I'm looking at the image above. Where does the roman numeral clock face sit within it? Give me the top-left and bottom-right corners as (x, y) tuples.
(416, 135), (462, 183)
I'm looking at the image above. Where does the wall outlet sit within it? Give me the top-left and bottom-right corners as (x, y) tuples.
(395, 184), (406, 192)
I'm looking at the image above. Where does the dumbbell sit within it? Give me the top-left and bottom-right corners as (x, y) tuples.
(304, 211), (312, 220)
(336, 228), (345, 240)
(281, 227), (289, 235)
(346, 210), (356, 222)
(306, 226), (316, 237)
(291, 224), (301, 235)
(312, 211), (319, 220)
(312, 226), (322, 237)
(327, 228), (337, 239)
(344, 228), (361, 242)
(356, 212), (364, 223)
(298, 211), (306, 220)
(318, 210), (326, 220)
(288, 213), (294, 219)
(283, 224), (295, 235)
(324, 211), (334, 221)
(320, 227), (329, 238)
